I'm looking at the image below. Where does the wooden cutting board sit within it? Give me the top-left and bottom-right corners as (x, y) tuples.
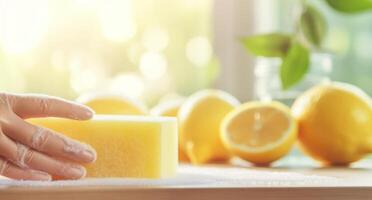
(1, 159), (372, 200)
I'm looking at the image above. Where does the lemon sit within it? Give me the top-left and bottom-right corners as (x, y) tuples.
(151, 98), (185, 117)
(151, 98), (189, 162)
(221, 101), (297, 165)
(77, 94), (147, 115)
(292, 82), (372, 165)
(178, 89), (240, 164)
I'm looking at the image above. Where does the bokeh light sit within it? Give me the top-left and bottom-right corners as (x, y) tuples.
(186, 36), (212, 67)
(69, 54), (107, 93)
(325, 27), (350, 54)
(98, 0), (136, 42)
(0, 0), (49, 54)
(142, 27), (169, 52)
(0, 0), (216, 105)
(109, 73), (145, 99)
(139, 52), (167, 80)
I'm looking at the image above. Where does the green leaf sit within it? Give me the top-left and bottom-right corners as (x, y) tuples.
(280, 41), (310, 90)
(299, 5), (327, 47)
(240, 33), (291, 57)
(325, 0), (372, 13)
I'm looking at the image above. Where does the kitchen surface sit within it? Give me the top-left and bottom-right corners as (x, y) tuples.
(2, 160), (372, 199)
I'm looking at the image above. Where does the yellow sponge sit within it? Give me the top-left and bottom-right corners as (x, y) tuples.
(29, 115), (178, 178)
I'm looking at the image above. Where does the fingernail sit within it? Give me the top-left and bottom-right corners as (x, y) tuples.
(83, 108), (94, 118)
(30, 170), (52, 181)
(66, 165), (86, 179)
(75, 103), (95, 118)
(81, 148), (97, 163)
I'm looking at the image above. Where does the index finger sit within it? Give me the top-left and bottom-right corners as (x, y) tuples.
(10, 94), (94, 120)
(1, 115), (97, 164)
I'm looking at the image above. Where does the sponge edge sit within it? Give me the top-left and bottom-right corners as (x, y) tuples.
(28, 115), (178, 179)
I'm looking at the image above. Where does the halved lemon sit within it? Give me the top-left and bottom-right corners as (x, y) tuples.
(221, 101), (297, 165)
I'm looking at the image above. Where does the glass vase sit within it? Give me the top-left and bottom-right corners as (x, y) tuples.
(254, 53), (333, 106)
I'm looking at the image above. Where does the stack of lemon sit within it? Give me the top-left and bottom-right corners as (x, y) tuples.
(78, 82), (372, 166)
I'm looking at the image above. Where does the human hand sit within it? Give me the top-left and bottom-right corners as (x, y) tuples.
(0, 93), (96, 181)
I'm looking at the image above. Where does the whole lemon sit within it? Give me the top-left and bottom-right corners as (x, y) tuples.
(178, 90), (240, 164)
(77, 94), (147, 115)
(151, 98), (189, 162)
(292, 82), (372, 165)
(151, 98), (185, 117)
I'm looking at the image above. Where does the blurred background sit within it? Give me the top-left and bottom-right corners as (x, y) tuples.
(0, 0), (216, 106)
(0, 0), (371, 106)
